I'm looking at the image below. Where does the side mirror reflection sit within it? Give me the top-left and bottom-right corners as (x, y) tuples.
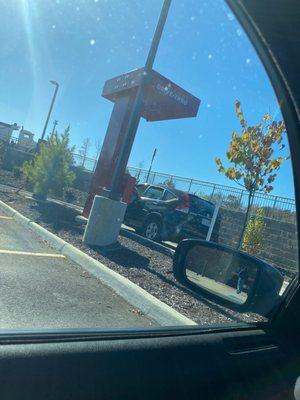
(173, 240), (284, 315)
(185, 245), (258, 305)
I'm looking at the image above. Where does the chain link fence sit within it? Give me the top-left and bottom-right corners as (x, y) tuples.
(70, 154), (296, 223)
(128, 166), (296, 223)
(72, 153), (97, 172)
(0, 143), (295, 224)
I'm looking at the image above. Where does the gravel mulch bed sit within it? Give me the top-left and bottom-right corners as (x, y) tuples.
(0, 189), (264, 326)
(0, 169), (25, 189)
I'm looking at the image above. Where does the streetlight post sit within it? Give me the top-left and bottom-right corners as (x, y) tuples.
(146, 148), (157, 182)
(108, 0), (172, 198)
(51, 120), (58, 135)
(41, 80), (59, 141)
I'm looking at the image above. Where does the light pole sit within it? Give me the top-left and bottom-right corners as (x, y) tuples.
(51, 120), (58, 135)
(41, 80), (59, 141)
(108, 0), (172, 198)
(146, 148), (157, 182)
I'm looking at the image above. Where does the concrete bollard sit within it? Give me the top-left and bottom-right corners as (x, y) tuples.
(83, 195), (127, 247)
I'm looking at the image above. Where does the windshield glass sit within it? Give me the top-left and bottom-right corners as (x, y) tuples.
(0, 0), (297, 330)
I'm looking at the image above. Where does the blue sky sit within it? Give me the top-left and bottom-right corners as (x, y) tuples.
(0, 0), (295, 198)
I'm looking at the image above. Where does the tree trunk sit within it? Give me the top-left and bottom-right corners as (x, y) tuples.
(237, 190), (254, 250)
(15, 178), (28, 194)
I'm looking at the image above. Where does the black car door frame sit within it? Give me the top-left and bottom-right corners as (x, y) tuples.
(227, 0), (300, 338)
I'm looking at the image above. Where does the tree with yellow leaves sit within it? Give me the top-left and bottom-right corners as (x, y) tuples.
(215, 100), (288, 248)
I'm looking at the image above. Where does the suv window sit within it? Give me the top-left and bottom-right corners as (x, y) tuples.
(164, 190), (177, 201)
(189, 195), (214, 217)
(144, 186), (165, 200)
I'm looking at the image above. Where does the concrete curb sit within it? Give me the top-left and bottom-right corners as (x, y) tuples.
(39, 197), (176, 257)
(0, 199), (196, 326)
(120, 228), (175, 257)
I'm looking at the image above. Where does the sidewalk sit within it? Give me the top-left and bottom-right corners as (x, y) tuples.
(0, 209), (153, 329)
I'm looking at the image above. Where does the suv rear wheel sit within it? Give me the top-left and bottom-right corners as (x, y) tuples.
(142, 217), (162, 241)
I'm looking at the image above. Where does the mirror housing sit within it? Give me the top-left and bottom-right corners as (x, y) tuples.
(130, 189), (140, 203)
(173, 239), (284, 316)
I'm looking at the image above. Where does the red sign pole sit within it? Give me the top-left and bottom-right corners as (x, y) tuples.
(83, 91), (139, 216)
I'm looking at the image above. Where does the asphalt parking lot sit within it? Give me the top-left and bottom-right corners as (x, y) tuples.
(0, 211), (153, 329)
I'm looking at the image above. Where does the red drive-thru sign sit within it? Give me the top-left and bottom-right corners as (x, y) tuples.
(102, 68), (200, 121)
(83, 67), (200, 217)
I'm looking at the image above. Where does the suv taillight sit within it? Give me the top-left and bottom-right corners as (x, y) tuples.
(176, 192), (190, 213)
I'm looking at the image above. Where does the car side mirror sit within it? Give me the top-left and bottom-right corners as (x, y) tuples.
(173, 239), (284, 316)
(130, 190), (140, 203)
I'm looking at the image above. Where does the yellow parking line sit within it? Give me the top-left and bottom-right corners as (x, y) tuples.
(0, 249), (65, 258)
(0, 216), (13, 220)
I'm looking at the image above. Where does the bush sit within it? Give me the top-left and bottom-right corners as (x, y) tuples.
(22, 127), (75, 199)
(13, 166), (22, 178)
(242, 208), (266, 255)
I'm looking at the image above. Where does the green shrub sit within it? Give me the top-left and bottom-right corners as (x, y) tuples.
(13, 166), (22, 178)
(242, 208), (266, 255)
(22, 127), (75, 199)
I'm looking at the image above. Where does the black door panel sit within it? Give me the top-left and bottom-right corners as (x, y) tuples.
(125, 199), (146, 227)
(0, 329), (297, 400)
(125, 186), (167, 228)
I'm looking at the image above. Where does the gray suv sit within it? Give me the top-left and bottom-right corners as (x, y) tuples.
(124, 183), (220, 242)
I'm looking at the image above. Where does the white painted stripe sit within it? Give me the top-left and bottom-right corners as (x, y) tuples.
(0, 216), (13, 220)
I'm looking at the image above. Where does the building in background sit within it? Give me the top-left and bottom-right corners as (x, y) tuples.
(0, 122), (37, 152)
(0, 122), (19, 142)
(17, 128), (36, 151)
